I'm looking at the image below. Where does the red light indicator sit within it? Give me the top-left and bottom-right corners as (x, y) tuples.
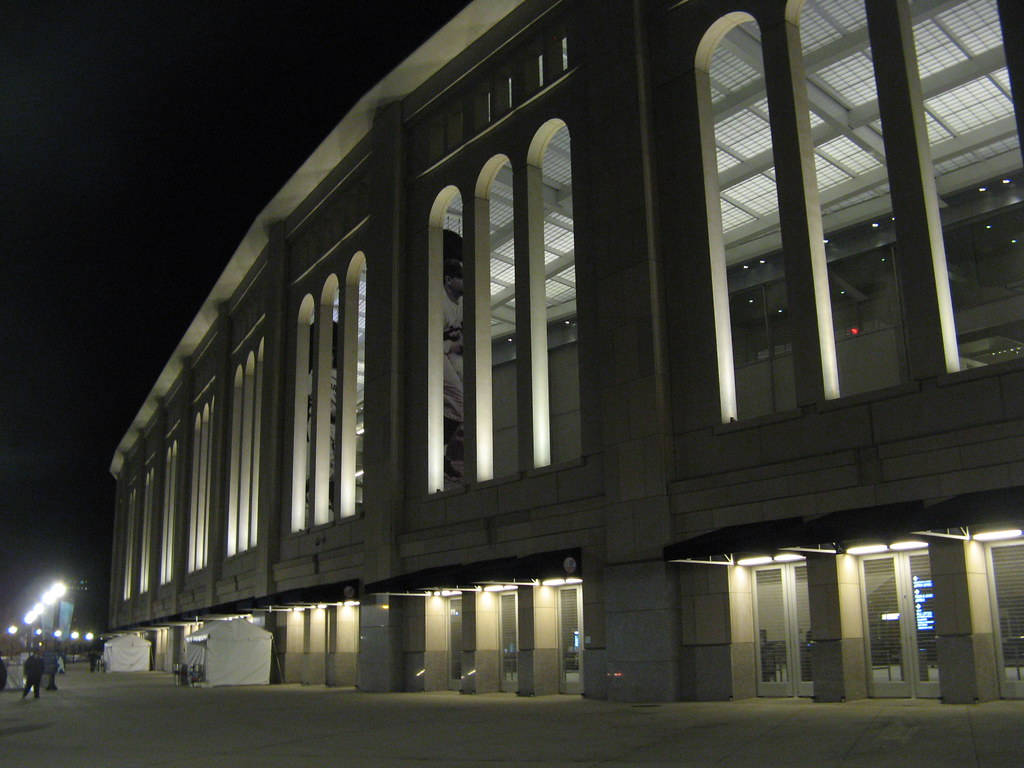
(850, 327), (859, 335)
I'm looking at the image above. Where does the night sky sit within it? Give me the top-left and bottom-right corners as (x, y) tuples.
(1, 0), (468, 631)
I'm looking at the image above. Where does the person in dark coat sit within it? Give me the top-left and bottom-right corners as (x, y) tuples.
(22, 650), (44, 699)
(0, 656), (7, 691)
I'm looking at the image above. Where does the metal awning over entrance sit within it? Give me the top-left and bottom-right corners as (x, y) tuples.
(364, 548), (582, 594)
(664, 486), (1024, 564)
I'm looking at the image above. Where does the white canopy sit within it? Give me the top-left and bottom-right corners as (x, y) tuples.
(185, 619), (272, 687)
(103, 634), (151, 672)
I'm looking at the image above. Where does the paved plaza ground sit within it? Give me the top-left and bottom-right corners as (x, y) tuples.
(3, 663), (1024, 766)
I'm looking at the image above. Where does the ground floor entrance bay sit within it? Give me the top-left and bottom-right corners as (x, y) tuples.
(672, 525), (1024, 703)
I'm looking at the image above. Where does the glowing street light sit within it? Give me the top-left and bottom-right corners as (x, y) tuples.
(6, 626), (17, 635)
(85, 632), (94, 641)
(53, 630), (63, 638)
(70, 631), (80, 640)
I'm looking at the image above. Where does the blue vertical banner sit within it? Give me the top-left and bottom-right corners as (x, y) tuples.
(58, 601), (74, 636)
(41, 603), (56, 631)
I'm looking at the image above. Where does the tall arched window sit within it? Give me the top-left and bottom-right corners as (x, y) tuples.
(291, 295), (315, 531)
(339, 253), (367, 517)
(315, 276), (339, 525)
(476, 157), (518, 479)
(531, 120), (580, 464)
(698, 14), (795, 421)
(908, 0), (1022, 369)
(160, 440), (177, 584)
(139, 466), (154, 594)
(228, 342), (262, 555)
(428, 187), (463, 492)
(123, 485), (138, 600)
(188, 400), (213, 571)
(227, 365), (244, 556)
(249, 341), (264, 546)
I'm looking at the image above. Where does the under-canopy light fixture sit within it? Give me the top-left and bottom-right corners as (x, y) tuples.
(973, 529), (1023, 542)
(735, 555), (772, 567)
(541, 577), (582, 587)
(772, 553), (805, 562)
(483, 584), (517, 592)
(845, 543), (888, 556)
(889, 540), (928, 551)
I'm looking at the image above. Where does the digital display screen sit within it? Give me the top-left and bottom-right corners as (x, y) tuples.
(913, 575), (935, 632)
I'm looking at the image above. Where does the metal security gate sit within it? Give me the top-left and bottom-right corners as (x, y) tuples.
(753, 564), (813, 697)
(988, 542), (1024, 698)
(447, 596), (462, 690)
(861, 552), (939, 698)
(499, 590), (518, 692)
(558, 585), (583, 694)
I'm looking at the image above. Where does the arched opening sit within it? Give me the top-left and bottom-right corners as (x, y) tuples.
(228, 364), (244, 556)
(428, 186), (463, 492)
(292, 294), (315, 531)
(907, 0), (1023, 370)
(339, 253), (367, 517)
(530, 119), (580, 464)
(160, 440), (177, 585)
(476, 156), (518, 479)
(249, 340), (264, 547)
(314, 275), (339, 525)
(697, 13), (796, 421)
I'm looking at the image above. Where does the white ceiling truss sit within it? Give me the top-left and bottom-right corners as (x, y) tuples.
(444, 126), (575, 340)
(711, 0), (1020, 263)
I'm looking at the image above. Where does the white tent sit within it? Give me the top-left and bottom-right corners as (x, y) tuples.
(103, 634), (151, 672)
(184, 620), (272, 687)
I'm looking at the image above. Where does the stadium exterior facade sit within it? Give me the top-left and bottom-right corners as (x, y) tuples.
(109, 0), (1024, 702)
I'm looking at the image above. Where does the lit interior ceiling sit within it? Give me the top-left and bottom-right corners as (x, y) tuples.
(711, 0), (1020, 263)
(444, 127), (575, 340)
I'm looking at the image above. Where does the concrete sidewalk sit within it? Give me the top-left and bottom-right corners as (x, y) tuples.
(3, 663), (1024, 766)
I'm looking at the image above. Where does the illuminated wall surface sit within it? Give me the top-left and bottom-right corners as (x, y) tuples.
(107, 0), (1024, 703)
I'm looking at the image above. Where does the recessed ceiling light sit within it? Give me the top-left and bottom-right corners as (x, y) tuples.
(759, 258), (766, 264)
(979, 186), (987, 192)
(1003, 179), (1011, 184)
(986, 224), (993, 229)
(871, 222), (879, 228)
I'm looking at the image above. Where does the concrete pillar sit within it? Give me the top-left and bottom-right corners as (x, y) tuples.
(327, 604), (359, 686)
(678, 564), (755, 700)
(357, 593), (404, 692)
(807, 554), (867, 702)
(517, 585), (559, 695)
(303, 606), (327, 685)
(462, 590), (500, 693)
(605, 561), (680, 702)
(362, 102), (406, 582)
(760, 10), (838, 404)
(424, 595), (448, 691)
(866, 0), (959, 378)
(276, 609), (304, 684)
(255, 222), (287, 597)
(996, 0), (1024, 148)
(930, 539), (998, 703)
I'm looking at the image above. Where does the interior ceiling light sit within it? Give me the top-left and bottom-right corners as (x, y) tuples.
(846, 543), (888, 555)
(735, 555), (773, 567)
(973, 529), (1023, 542)
(889, 540), (928, 551)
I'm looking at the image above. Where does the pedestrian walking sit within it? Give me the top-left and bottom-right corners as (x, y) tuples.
(22, 650), (43, 699)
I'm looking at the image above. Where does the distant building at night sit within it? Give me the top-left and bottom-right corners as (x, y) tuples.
(109, 0), (1024, 702)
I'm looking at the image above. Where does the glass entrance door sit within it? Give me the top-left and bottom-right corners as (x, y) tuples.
(447, 596), (462, 690)
(499, 590), (518, 692)
(753, 563), (813, 697)
(988, 542), (1024, 698)
(558, 585), (582, 694)
(861, 552), (939, 698)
